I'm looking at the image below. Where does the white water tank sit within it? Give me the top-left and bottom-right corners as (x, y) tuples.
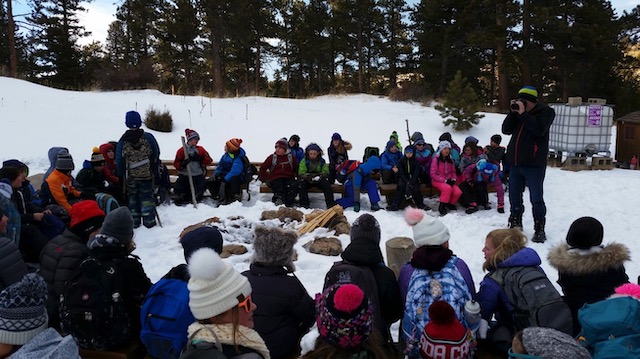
(548, 102), (613, 156)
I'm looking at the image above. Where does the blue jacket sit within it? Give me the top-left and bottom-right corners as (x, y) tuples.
(290, 146), (304, 163)
(380, 141), (402, 171)
(353, 156), (381, 189)
(214, 148), (247, 182)
(478, 247), (543, 326)
(0, 181), (20, 245)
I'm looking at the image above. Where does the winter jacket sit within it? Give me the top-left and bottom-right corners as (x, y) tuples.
(44, 169), (82, 212)
(0, 181), (21, 244)
(414, 147), (432, 173)
(380, 141), (402, 171)
(11, 183), (42, 225)
(484, 145), (506, 168)
(87, 234), (152, 339)
(115, 129), (161, 178)
(352, 156), (381, 189)
(76, 164), (109, 195)
(259, 152), (298, 182)
(327, 141), (351, 168)
(396, 155), (421, 186)
(502, 102), (555, 166)
(10, 327), (81, 359)
(548, 243), (630, 334)
(290, 146), (304, 164)
(39, 228), (89, 329)
(43, 147), (69, 182)
(463, 163), (497, 184)
(180, 323), (268, 359)
(477, 247), (543, 327)
(459, 150), (486, 173)
(298, 157), (330, 179)
(242, 264), (315, 359)
(430, 154), (457, 184)
(0, 235), (27, 291)
(398, 246), (476, 303)
(341, 237), (404, 344)
(99, 143), (120, 184)
(215, 148), (247, 183)
(174, 144), (213, 177)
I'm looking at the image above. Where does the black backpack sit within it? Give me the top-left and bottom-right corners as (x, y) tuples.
(490, 266), (573, 334)
(241, 155), (257, 184)
(60, 257), (131, 350)
(363, 146), (380, 162)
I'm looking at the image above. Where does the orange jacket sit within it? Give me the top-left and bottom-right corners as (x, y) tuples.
(46, 170), (82, 212)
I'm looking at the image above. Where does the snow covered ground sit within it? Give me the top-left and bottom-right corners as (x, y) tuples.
(1, 77), (638, 350)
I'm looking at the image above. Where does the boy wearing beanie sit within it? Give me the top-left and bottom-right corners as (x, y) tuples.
(43, 149), (84, 212)
(388, 145), (429, 211)
(258, 138), (298, 207)
(297, 143), (336, 209)
(173, 129), (213, 205)
(181, 248), (269, 359)
(76, 148), (115, 197)
(39, 200), (105, 330)
(242, 226), (315, 359)
(210, 138), (249, 204)
(324, 214), (403, 352)
(548, 216), (630, 335)
(115, 110), (160, 228)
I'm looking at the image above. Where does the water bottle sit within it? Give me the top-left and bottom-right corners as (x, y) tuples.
(464, 299), (481, 331)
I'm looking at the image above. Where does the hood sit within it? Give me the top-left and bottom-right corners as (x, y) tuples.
(10, 328), (81, 359)
(385, 140), (397, 151)
(121, 128), (144, 144)
(498, 247), (542, 268)
(99, 143), (116, 166)
(548, 242), (630, 275)
(47, 147), (68, 166)
(341, 239), (384, 266)
(360, 156), (381, 174)
(410, 246), (453, 271)
(0, 180), (13, 199)
(87, 233), (129, 259)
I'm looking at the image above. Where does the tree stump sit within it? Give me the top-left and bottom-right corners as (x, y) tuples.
(385, 237), (416, 279)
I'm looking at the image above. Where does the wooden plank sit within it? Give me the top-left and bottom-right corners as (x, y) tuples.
(260, 183), (345, 194)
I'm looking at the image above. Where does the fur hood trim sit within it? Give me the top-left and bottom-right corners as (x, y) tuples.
(548, 242), (630, 275)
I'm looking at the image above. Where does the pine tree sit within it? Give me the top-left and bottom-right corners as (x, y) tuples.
(435, 70), (485, 131)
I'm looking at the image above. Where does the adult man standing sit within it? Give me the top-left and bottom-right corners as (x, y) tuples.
(502, 86), (555, 242)
(116, 111), (160, 228)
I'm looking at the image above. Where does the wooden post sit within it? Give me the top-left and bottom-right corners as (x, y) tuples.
(385, 237), (416, 279)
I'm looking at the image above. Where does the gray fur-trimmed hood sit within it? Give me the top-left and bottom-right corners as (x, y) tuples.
(548, 242), (630, 275)
(252, 225), (297, 272)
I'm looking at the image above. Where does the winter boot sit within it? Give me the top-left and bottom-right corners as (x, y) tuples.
(371, 202), (381, 211)
(532, 218), (547, 243)
(497, 203), (505, 214)
(445, 203), (457, 211)
(439, 202), (449, 216)
(465, 205), (479, 214)
(508, 213), (522, 229)
(387, 203), (399, 211)
(483, 203), (491, 210)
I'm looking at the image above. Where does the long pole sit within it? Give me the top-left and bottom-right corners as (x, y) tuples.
(181, 136), (198, 208)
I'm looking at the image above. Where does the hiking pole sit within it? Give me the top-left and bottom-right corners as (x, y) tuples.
(405, 119), (413, 146)
(181, 136), (198, 208)
(153, 207), (163, 227)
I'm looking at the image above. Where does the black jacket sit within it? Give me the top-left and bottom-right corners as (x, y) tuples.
(242, 264), (315, 359)
(39, 229), (89, 329)
(0, 235), (27, 291)
(396, 155), (421, 186)
(502, 102), (555, 166)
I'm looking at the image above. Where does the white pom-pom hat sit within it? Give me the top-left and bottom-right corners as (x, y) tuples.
(404, 207), (450, 247)
(187, 248), (252, 319)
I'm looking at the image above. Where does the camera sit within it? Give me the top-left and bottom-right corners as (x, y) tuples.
(510, 99), (525, 111)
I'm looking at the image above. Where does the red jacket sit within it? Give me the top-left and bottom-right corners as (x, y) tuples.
(259, 153), (298, 182)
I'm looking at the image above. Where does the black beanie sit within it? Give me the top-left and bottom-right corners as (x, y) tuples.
(491, 134), (502, 145)
(350, 214), (381, 244)
(181, 226), (223, 262)
(566, 217), (604, 249)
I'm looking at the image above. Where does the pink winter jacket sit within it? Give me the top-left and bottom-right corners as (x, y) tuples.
(430, 155), (457, 183)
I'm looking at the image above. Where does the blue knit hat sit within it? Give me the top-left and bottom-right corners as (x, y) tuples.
(181, 226), (224, 262)
(125, 111), (142, 129)
(0, 273), (48, 345)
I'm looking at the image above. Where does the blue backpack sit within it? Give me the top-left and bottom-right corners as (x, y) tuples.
(578, 296), (640, 358)
(140, 278), (195, 359)
(401, 257), (471, 358)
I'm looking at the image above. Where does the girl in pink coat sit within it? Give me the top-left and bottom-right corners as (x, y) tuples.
(430, 141), (462, 215)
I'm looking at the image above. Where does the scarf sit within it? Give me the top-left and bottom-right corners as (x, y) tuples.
(187, 322), (271, 359)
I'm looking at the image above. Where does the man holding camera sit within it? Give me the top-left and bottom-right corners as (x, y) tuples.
(502, 86), (555, 242)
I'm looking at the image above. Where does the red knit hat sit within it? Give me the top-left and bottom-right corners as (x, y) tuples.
(69, 200), (106, 238)
(419, 301), (470, 359)
(185, 128), (200, 142)
(226, 138), (242, 152)
(275, 138), (288, 150)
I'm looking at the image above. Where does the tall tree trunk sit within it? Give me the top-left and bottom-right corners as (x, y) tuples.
(358, 22), (364, 93)
(521, 0), (532, 84)
(211, 30), (223, 97)
(496, 0), (509, 112)
(255, 35), (261, 94)
(7, 0), (18, 78)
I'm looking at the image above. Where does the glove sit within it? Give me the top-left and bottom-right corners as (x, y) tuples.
(312, 176), (321, 182)
(188, 152), (203, 162)
(446, 179), (456, 186)
(406, 183), (414, 193)
(180, 159), (190, 169)
(354, 202), (360, 212)
(478, 319), (489, 339)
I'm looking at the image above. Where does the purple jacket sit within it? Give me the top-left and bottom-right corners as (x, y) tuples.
(477, 247), (543, 325)
(398, 246), (476, 303)
(430, 155), (457, 183)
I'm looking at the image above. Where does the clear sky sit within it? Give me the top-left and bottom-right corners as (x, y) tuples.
(11, 0), (640, 45)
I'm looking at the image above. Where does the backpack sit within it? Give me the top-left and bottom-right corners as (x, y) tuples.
(402, 257), (471, 358)
(140, 278), (196, 359)
(578, 296), (640, 359)
(490, 266), (572, 334)
(324, 261), (383, 336)
(363, 147), (380, 162)
(241, 155), (257, 184)
(122, 136), (153, 181)
(95, 192), (120, 214)
(335, 160), (361, 184)
(60, 257), (131, 350)
(270, 153), (294, 172)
